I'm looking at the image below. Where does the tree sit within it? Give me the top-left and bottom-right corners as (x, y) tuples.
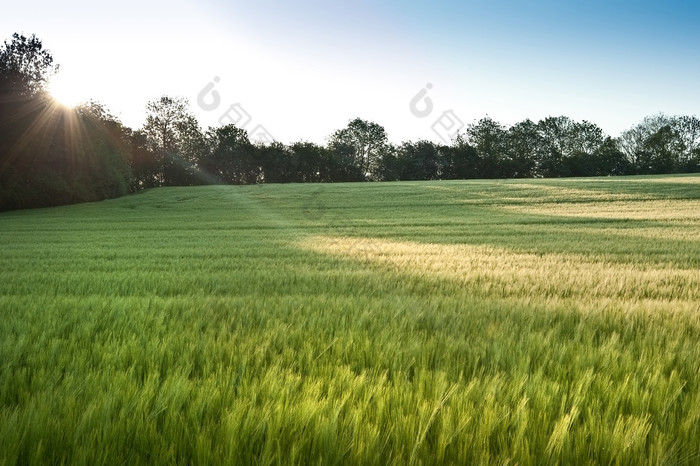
(618, 114), (696, 174)
(0, 33), (57, 97)
(593, 137), (632, 176)
(639, 125), (682, 174)
(506, 119), (542, 178)
(691, 148), (700, 173)
(618, 121), (648, 171)
(202, 124), (255, 184)
(142, 96), (203, 186)
(292, 142), (333, 183)
(1, 35), (130, 211)
(465, 117), (508, 178)
(78, 107), (131, 198)
(125, 128), (159, 190)
(259, 141), (295, 183)
(326, 140), (364, 182)
(537, 116), (576, 177)
(397, 140), (441, 180)
(329, 118), (389, 180)
(375, 144), (402, 181)
(442, 135), (479, 179)
(673, 115), (700, 172)
(562, 120), (607, 176)
(1, 33), (57, 208)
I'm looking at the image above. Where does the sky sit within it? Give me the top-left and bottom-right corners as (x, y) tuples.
(3, 0), (699, 144)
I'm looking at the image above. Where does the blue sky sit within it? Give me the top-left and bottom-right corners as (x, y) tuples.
(3, 0), (699, 143)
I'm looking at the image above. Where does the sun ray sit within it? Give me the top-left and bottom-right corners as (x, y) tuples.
(0, 96), (89, 176)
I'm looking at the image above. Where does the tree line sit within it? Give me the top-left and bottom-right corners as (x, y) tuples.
(1, 34), (131, 211)
(2, 33), (699, 211)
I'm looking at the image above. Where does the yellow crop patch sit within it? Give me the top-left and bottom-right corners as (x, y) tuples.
(300, 235), (700, 311)
(499, 199), (700, 222)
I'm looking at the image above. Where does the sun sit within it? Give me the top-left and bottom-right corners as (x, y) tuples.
(48, 73), (88, 108)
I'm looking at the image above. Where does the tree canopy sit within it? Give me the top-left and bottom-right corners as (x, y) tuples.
(0, 34), (129, 211)
(0, 33), (57, 97)
(1, 32), (699, 212)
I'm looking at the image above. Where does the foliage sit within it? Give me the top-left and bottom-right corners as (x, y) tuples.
(2, 32), (700, 213)
(329, 118), (389, 180)
(0, 33), (57, 97)
(619, 114), (700, 174)
(142, 96), (204, 186)
(0, 34), (130, 211)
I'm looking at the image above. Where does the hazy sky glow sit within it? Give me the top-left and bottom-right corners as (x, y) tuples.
(3, 0), (699, 143)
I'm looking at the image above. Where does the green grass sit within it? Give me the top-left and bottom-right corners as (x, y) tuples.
(1, 175), (699, 465)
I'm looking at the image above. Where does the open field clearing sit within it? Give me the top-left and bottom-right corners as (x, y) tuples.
(1, 175), (699, 464)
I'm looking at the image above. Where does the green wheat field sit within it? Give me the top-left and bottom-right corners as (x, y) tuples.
(1, 175), (699, 465)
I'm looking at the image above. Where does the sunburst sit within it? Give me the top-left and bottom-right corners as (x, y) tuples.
(47, 72), (87, 108)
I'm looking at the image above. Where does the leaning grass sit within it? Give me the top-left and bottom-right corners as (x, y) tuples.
(1, 175), (699, 464)
(300, 236), (699, 304)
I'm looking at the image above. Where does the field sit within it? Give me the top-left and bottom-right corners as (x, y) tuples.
(1, 175), (699, 465)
